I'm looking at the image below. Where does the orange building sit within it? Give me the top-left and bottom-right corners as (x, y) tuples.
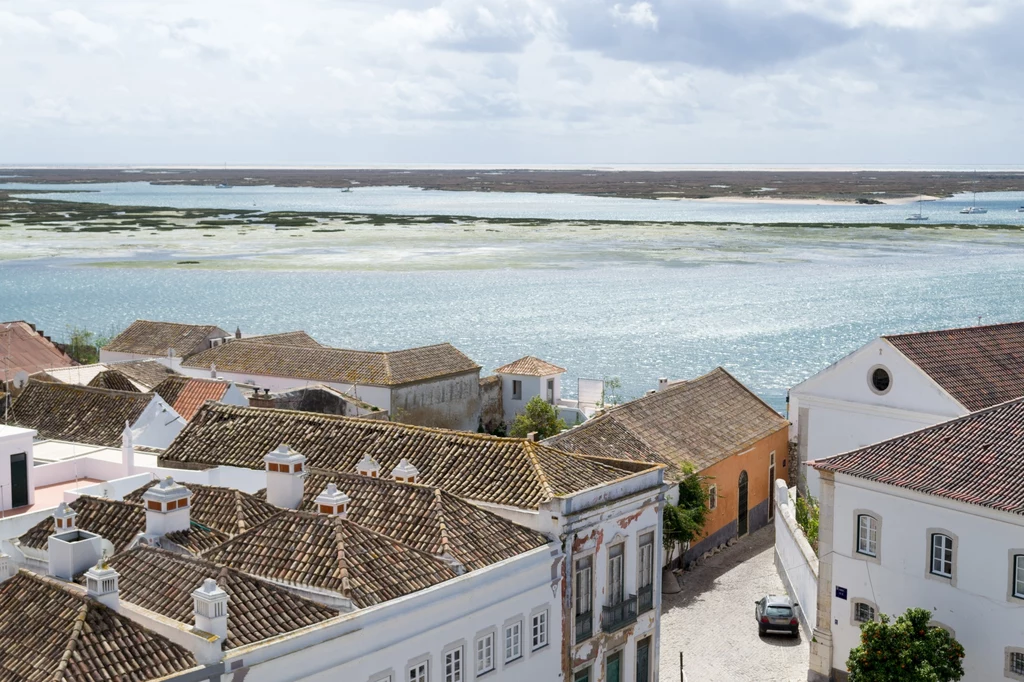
(547, 367), (790, 563)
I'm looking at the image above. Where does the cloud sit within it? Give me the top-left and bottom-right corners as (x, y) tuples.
(548, 54), (593, 84)
(610, 2), (658, 30)
(50, 9), (117, 50)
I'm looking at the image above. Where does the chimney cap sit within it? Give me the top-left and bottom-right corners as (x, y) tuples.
(315, 483), (351, 508)
(391, 458), (419, 481)
(122, 421), (133, 439)
(356, 454), (380, 476)
(54, 501), (77, 521)
(264, 444), (306, 465)
(142, 477), (191, 504)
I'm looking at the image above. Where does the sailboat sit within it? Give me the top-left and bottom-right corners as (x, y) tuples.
(906, 196), (929, 221)
(960, 182), (987, 214)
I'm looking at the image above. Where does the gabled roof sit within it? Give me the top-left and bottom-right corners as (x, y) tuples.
(495, 356), (566, 376)
(546, 368), (788, 478)
(257, 469), (550, 571)
(17, 495), (228, 555)
(884, 321), (1024, 411)
(104, 547), (338, 650)
(812, 397), (1024, 516)
(0, 320), (75, 376)
(246, 331), (323, 348)
(182, 341), (480, 386)
(160, 404), (645, 510)
(87, 368), (142, 393)
(7, 380), (155, 447)
(202, 510), (459, 608)
(33, 363), (109, 387)
(123, 481), (279, 536)
(103, 320), (228, 358)
(151, 376), (231, 421)
(0, 571), (198, 682)
(110, 359), (181, 390)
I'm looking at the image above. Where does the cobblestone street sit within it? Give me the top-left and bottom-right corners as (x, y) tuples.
(659, 526), (809, 682)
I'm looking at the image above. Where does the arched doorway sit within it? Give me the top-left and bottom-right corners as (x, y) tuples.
(738, 470), (749, 536)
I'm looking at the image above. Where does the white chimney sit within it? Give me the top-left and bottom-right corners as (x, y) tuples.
(0, 552), (12, 583)
(210, 363), (217, 379)
(84, 561), (120, 609)
(142, 478), (193, 536)
(193, 577), (229, 642)
(356, 454), (380, 478)
(658, 377), (668, 391)
(391, 459), (419, 484)
(53, 501), (77, 533)
(526, 431), (538, 443)
(264, 444), (306, 509)
(122, 421), (135, 476)
(48, 529), (103, 581)
(315, 483), (351, 518)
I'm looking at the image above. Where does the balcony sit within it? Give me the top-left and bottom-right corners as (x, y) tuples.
(602, 594), (638, 633)
(575, 611), (593, 643)
(638, 584), (654, 614)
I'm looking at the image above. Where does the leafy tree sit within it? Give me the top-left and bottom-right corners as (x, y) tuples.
(599, 376), (622, 407)
(509, 396), (567, 439)
(662, 464), (710, 558)
(795, 495), (819, 551)
(63, 326), (111, 365)
(847, 607), (965, 682)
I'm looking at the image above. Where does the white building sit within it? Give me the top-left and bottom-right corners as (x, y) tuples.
(494, 356), (601, 427)
(0, 425), (36, 513)
(789, 321), (1024, 497)
(807, 397), (1024, 682)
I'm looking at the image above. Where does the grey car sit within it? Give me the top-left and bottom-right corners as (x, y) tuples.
(755, 594), (799, 637)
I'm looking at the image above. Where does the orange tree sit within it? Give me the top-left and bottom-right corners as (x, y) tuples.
(847, 607), (965, 682)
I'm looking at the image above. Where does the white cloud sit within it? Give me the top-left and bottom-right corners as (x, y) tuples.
(610, 2), (659, 30)
(50, 9), (117, 50)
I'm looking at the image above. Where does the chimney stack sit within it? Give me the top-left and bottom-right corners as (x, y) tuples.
(235, 326), (242, 340)
(122, 421), (135, 476)
(391, 459), (419, 484)
(142, 478), (193, 536)
(658, 377), (668, 392)
(0, 552), (12, 583)
(47, 528), (103, 581)
(84, 561), (120, 609)
(356, 454), (380, 478)
(54, 501), (77, 533)
(264, 445), (306, 509)
(210, 363), (217, 379)
(193, 577), (229, 641)
(315, 483), (351, 518)
(526, 431), (538, 443)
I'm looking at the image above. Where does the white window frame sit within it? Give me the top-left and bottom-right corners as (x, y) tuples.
(512, 380), (522, 401)
(443, 646), (463, 682)
(608, 543), (625, 606)
(931, 533), (954, 577)
(408, 660), (429, 682)
(850, 599), (877, 625)
(531, 609), (548, 651)
(708, 484), (717, 510)
(1011, 552), (1024, 602)
(852, 509), (882, 565)
(638, 531), (654, 590)
(475, 632), (495, 676)
(574, 553), (593, 638)
(1007, 646), (1024, 681)
(857, 514), (878, 557)
(504, 620), (522, 663)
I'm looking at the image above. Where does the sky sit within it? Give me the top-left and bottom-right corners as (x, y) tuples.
(1, 0), (1022, 165)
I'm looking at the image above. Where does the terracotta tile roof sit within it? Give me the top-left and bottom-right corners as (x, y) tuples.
(87, 369), (142, 393)
(123, 481), (279, 536)
(495, 356), (566, 376)
(256, 469), (550, 571)
(110, 359), (181, 390)
(812, 397), (1024, 515)
(884, 321), (1024, 411)
(151, 376), (231, 421)
(160, 403), (643, 510)
(105, 546), (338, 649)
(546, 367), (788, 479)
(182, 341), (480, 386)
(202, 510), (459, 608)
(7, 380), (155, 447)
(0, 320), (76, 377)
(17, 495), (228, 555)
(246, 331), (323, 348)
(0, 571), (198, 682)
(103, 320), (227, 358)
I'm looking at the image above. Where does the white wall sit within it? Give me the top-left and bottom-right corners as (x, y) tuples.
(100, 350), (183, 371)
(773, 480), (817, 635)
(0, 427), (36, 512)
(499, 373), (560, 426)
(221, 383), (250, 408)
(828, 475), (1024, 681)
(132, 396), (186, 449)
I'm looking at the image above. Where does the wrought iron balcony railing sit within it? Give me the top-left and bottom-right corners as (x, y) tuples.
(575, 611), (593, 643)
(602, 594), (638, 633)
(638, 584), (654, 614)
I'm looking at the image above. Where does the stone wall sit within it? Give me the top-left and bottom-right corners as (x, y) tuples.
(391, 370), (481, 431)
(478, 375), (503, 432)
(773, 479), (818, 638)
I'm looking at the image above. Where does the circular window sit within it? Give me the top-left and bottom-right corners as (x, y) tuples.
(869, 366), (891, 394)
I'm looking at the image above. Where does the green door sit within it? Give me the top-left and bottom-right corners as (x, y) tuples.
(607, 652), (621, 682)
(637, 638), (650, 682)
(10, 453), (28, 508)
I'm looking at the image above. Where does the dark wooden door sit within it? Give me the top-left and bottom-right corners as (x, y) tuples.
(10, 453), (28, 508)
(636, 638), (650, 682)
(738, 470), (749, 536)
(606, 652), (621, 682)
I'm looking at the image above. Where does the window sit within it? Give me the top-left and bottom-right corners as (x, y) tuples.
(475, 633), (494, 675)
(606, 651), (622, 682)
(608, 544), (624, 606)
(444, 647), (462, 682)
(1015, 555), (1024, 599)
(857, 515), (878, 557)
(931, 533), (954, 577)
(869, 365), (891, 394)
(708, 485), (717, 510)
(409, 661), (428, 682)
(504, 621), (522, 663)
(546, 379), (554, 403)
(574, 667), (591, 682)
(531, 611), (548, 650)
(1009, 649), (1024, 677)
(854, 602), (875, 623)
(575, 555), (593, 642)
(638, 532), (654, 589)
(512, 380), (522, 400)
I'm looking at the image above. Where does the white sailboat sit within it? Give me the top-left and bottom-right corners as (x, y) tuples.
(960, 183), (987, 214)
(906, 196), (929, 221)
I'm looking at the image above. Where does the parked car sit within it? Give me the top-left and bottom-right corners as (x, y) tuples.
(755, 594), (799, 637)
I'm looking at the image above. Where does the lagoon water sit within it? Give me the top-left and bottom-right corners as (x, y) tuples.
(2, 181), (1024, 411)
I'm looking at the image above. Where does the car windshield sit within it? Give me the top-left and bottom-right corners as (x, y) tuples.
(766, 606), (792, 617)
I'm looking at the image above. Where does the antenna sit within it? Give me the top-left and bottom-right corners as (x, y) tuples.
(978, 316), (983, 326)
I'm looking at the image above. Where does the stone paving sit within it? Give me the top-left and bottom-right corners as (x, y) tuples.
(659, 525), (809, 682)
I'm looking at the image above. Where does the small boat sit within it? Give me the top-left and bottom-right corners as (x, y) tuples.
(340, 188), (351, 193)
(216, 183), (232, 189)
(960, 206), (987, 214)
(1017, 207), (1024, 213)
(906, 197), (929, 221)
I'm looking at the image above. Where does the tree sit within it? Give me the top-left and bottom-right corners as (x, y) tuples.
(662, 464), (710, 559)
(846, 607), (965, 682)
(509, 396), (567, 439)
(63, 326), (111, 365)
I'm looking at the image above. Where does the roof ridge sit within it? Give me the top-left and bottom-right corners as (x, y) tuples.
(432, 488), (453, 559)
(233, 489), (247, 534)
(524, 441), (555, 502)
(51, 600), (89, 682)
(883, 319), (1024, 339)
(24, 378), (153, 400)
(332, 516), (352, 598)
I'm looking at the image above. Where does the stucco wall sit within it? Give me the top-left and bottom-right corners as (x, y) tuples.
(827, 475), (1024, 681)
(773, 480), (817, 636)
(391, 370), (481, 431)
(501, 374), (541, 426)
(0, 428), (35, 512)
(479, 375), (503, 432)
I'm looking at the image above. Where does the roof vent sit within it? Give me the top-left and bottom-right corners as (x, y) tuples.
(356, 454), (381, 478)
(84, 561), (120, 609)
(53, 501), (77, 533)
(210, 363), (217, 379)
(391, 459), (419, 485)
(264, 444), (306, 509)
(0, 552), (12, 584)
(315, 483), (351, 518)
(141, 478), (193, 536)
(658, 377), (668, 391)
(193, 577), (229, 641)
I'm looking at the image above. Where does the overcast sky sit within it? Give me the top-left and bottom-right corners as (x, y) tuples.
(1, 0), (1022, 165)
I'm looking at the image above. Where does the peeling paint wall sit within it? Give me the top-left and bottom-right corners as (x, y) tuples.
(391, 371), (481, 431)
(478, 375), (503, 432)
